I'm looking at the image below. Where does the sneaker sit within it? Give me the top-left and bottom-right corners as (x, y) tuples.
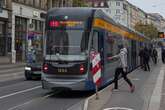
(130, 85), (135, 93)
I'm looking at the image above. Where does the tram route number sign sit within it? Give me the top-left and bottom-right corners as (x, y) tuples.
(91, 51), (101, 86)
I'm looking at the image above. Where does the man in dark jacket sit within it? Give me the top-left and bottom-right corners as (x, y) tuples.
(162, 47), (165, 64)
(143, 47), (150, 71)
(152, 48), (158, 64)
(139, 47), (144, 69)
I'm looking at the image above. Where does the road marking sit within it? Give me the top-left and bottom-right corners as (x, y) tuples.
(83, 98), (88, 110)
(7, 90), (61, 110)
(148, 66), (165, 110)
(0, 86), (41, 100)
(0, 68), (24, 74)
(0, 71), (23, 78)
(104, 107), (134, 110)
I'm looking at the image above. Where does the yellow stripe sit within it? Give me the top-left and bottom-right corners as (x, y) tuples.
(93, 18), (145, 42)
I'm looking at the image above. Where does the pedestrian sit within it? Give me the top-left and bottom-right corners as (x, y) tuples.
(138, 47), (144, 69)
(161, 47), (165, 64)
(108, 44), (135, 93)
(143, 47), (150, 71)
(152, 47), (158, 64)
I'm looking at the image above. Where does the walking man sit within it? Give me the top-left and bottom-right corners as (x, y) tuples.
(108, 44), (135, 93)
(143, 47), (150, 71)
(162, 47), (165, 64)
(152, 47), (158, 64)
(139, 47), (144, 69)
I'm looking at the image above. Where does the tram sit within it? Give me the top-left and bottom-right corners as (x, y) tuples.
(42, 8), (150, 90)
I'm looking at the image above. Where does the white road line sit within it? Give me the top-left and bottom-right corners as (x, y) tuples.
(7, 90), (62, 110)
(0, 86), (41, 100)
(7, 93), (54, 110)
(83, 99), (88, 110)
(148, 66), (165, 110)
(0, 71), (23, 78)
(0, 68), (24, 74)
(104, 107), (134, 110)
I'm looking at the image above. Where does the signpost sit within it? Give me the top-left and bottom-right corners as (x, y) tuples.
(91, 51), (102, 99)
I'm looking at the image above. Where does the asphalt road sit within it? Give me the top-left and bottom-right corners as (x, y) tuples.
(0, 76), (91, 110)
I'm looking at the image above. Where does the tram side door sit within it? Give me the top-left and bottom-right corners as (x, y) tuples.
(131, 40), (137, 69)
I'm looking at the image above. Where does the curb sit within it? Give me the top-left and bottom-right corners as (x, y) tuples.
(83, 69), (139, 110)
(83, 84), (113, 110)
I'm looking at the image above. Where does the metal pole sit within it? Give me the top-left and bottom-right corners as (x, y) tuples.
(95, 85), (99, 100)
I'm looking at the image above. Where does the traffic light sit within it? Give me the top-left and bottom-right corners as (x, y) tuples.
(158, 32), (164, 38)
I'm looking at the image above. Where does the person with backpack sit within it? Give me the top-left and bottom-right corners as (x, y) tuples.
(108, 44), (135, 93)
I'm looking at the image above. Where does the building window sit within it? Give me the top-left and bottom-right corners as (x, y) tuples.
(0, 0), (6, 8)
(123, 4), (127, 10)
(25, 0), (33, 6)
(15, 17), (27, 61)
(116, 2), (120, 6)
(116, 9), (120, 14)
(41, 0), (46, 9)
(34, 0), (40, 8)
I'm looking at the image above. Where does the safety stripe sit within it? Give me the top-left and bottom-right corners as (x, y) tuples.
(93, 69), (101, 83)
(92, 53), (101, 68)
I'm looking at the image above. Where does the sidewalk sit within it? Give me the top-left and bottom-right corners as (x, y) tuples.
(85, 59), (165, 110)
(100, 62), (165, 110)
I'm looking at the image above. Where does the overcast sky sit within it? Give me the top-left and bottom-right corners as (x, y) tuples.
(127, 0), (165, 17)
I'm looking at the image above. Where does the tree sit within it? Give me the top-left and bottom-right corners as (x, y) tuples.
(72, 0), (88, 7)
(134, 22), (159, 39)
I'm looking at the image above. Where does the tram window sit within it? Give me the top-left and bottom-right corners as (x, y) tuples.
(105, 32), (122, 61)
(106, 33), (116, 57)
(91, 31), (99, 52)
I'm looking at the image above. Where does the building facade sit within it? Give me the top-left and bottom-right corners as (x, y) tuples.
(106, 0), (147, 29)
(129, 3), (147, 29)
(106, 0), (129, 27)
(147, 13), (165, 31)
(147, 13), (161, 31)
(0, 0), (12, 63)
(161, 18), (165, 32)
(11, 0), (47, 63)
(47, 0), (73, 9)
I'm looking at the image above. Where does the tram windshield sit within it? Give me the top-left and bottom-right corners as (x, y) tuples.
(46, 28), (90, 61)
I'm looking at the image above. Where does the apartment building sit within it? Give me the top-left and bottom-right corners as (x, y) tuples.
(106, 0), (147, 29)
(129, 3), (147, 29)
(11, 0), (47, 63)
(106, 0), (130, 27)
